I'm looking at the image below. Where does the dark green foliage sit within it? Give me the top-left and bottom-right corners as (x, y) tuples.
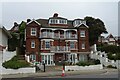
(2, 56), (30, 69)
(97, 44), (120, 60)
(84, 17), (108, 46)
(76, 59), (100, 66)
(8, 33), (19, 51)
(107, 65), (117, 69)
(76, 61), (90, 66)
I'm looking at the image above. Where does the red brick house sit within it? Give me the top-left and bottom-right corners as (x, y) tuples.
(25, 13), (90, 66)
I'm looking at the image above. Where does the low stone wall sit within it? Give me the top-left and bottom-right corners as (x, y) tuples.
(2, 67), (35, 74)
(65, 64), (103, 71)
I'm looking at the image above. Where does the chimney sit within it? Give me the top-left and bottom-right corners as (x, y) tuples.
(27, 19), (31, 23)
(14, 22), (18, 26)
(53, 13), (58, 17)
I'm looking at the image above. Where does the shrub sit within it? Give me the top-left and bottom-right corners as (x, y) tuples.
(76, 61), (90, 66)
(2, 56), (30, 69)
(107, 65), (117, 69)
(94, 59), (100, 65)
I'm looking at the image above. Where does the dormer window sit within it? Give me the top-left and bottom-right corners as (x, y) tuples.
(49, 13), (67, 25)
(74, 19), (86, 27)
(49, 19), (58, 24)
(49, 19), (67, 24)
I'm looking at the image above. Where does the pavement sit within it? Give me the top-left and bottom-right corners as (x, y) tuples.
(1, 68), (118, 78)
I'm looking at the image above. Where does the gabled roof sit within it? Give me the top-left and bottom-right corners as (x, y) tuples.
(27, 19), (41, 26)
(106, 34), (116, 41)
(76, 23), (89, 28)
(106, 34), (114, 39)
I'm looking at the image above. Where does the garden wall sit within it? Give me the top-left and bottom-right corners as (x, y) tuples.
(65, 64), (103, 71)
(2, 67), (35, 74)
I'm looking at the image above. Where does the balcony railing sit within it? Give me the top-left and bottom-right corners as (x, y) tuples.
(51, 46), (70, 52)
(40, 33), (77, 39)
(66, 34), (77, 39)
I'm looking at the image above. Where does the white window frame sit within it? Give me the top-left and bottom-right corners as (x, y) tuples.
(31, 40), (35, 48)
(80, 30), (85, 37)
(31, 28), (36, 36)
(81, 43), (85, 49)
(70, 41), (75, 49)
(45, 41), (50, 49)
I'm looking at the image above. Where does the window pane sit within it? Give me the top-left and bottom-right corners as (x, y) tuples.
(82, 43), (85, 49)
(45, 41), (50, 48)
(80, 31), (85, 37)
(31, 41), (35, 48)
(31, 28), (36, 36)
(70, 42), (74, 49)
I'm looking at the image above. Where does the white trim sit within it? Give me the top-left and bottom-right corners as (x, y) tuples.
(65, 40), (77, 42)
(41, 28), (77, 32)
(27, 19), (41, 25)
(80, 30), (85, 37)
(78, 23), (89, 28)
(81, 43), (85, 49)
(31, 40), (35, 48)
(41, 53), (55, 55)
(31, 28), (37, 36)
(41, 39), (54, 41)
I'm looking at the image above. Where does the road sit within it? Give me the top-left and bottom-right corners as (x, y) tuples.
(2, 71), (119, 80)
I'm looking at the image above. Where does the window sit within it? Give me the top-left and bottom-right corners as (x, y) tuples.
(45, 41), (50, 49)
(81, 43), (85, 49)
(31, 28), (36, 36)
(31, 41), (35, 48)
(30, 54), (36, 61)
(70, 42), (75, 49)
(80, 30), (85, 37)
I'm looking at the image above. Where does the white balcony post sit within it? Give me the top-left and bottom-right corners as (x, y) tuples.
(75, 54), (78, 63)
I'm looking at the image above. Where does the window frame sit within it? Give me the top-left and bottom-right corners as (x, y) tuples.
(45, 41), (50, 49)
(70, 41), (75, 49)
(80, 30), (85, 37)
(31, 40), (35, 48)
(81, 43), (85, 49)
(31, 28), (37, 36)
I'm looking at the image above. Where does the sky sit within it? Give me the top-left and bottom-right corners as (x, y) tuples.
(0, 0), (119, 37)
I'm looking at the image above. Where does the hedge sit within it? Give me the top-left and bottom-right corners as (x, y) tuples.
(2, 56), (30, 69)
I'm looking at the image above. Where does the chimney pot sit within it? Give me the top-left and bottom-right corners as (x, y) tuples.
(53, 13), (58, 17)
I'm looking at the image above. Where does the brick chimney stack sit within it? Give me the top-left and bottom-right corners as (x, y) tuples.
(53, 13), (58, 17)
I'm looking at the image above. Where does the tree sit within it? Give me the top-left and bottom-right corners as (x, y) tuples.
(18, 21), (26, 55)
(84, 17), (108, 46)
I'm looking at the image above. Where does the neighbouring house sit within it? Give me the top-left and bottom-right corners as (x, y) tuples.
(98, 34), (119, 46)
(0, 26), (12, 51)
(9, 22), (19, 33)
(25, 13), (90, 66)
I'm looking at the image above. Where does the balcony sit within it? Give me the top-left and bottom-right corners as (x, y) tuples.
(39, 32), (77, 39)
(54, 34), (64, 39)
(51, 46), (70, 52)
(66, 34), (77, 39)
(40, 33), (53, 38)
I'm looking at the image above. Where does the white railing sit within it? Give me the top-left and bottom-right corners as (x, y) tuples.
(40, 32), (77, 39)
(51, 46), (70, 52)
(90, 51), (120, 69)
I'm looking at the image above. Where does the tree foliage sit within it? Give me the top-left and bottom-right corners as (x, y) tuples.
(84, 17), (108, 46)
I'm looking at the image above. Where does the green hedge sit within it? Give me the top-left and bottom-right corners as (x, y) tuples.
(76, 59), (100, 66)
(97, 45), (120, 60)
(2, 56), (30, 69)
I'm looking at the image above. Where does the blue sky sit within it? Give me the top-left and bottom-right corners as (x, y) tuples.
(0, 0), (119, 37)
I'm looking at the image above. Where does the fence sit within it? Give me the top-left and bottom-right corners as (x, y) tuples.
(90, 51), (120, 69)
